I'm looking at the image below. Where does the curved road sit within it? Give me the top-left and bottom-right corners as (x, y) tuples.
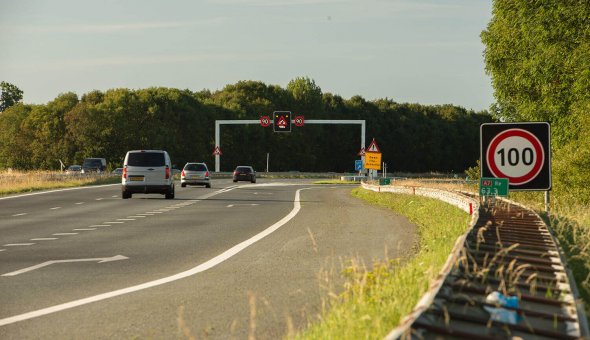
(0, 179), (416, 339)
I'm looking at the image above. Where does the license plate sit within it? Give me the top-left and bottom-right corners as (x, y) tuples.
(190, 175), (200, 179)
(130, 176), (144, 181)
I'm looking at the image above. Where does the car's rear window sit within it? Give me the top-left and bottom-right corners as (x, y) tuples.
(83, 159), (103, 167)
(184, 163), (207, 171)
(236, 167), (252, 173)
(127, 152), (165, 167)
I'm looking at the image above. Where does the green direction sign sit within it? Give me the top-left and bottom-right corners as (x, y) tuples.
(480, 177), (509, 197)
(379, 178), (391, 186)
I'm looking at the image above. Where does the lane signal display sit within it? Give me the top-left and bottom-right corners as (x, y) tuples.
(273, 111), (291, 132)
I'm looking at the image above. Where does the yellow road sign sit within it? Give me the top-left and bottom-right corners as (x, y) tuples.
(364, 152), (382, 170)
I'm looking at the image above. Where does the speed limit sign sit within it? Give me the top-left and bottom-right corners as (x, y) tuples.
(481, 122), (551, 190)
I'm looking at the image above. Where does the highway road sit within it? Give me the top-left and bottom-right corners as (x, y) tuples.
(0, 178), (416, 339)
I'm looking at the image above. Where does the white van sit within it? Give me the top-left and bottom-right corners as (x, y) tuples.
(121, 150), (175, 199)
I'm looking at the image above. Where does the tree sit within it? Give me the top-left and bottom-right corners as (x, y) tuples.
(0, 81), (24, 112)
(481, 1), (590, 146)
(287, 77), (323, 114)
(481, 1), (590, 206)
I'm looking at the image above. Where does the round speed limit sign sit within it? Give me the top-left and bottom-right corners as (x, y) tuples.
(487, 129), (544, 185)
(480, 122), (551, 190)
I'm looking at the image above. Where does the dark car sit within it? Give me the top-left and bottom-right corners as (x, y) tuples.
(233, 166), (256, 183)
(81, 158), (106, 174)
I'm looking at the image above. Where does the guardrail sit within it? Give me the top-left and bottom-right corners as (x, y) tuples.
(360, 182), (589, 339)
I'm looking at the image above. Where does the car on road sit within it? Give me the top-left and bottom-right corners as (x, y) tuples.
(233, 166), (256, 183)
(81, 158), (106, 174)
(65, 165), (81, 174)
(121, 150), (175, 199)
(181, 162), (211, 188)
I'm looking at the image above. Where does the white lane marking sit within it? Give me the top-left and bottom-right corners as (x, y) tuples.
(103, 222), (124, 224)
(12, 213), (27, 217)
(3, 243), (35, 247)
(111, 195), (118, 198)
(73, 228), (96, 231)
(0, 249), (6, 252)
(95, 198), (103, 201)
(2, 255), (129, 277)
(50, 207), (61, 210)
(0, 185), (308, 326)
(0, 184), (119, 201)
(75, 202), (84, 205)
(53, 233), (78, 236)
(30, 238), (58, 241)
(146, 211), (163, 214)
(117, 219), (135, 221)
(227, 204), (260, 208)
(127, 216), (146, 218)
(89, 225), (109, 227)
(136, 213), (154, 216)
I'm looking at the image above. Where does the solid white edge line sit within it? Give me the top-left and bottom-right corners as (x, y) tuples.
(0, 186), (308, 327)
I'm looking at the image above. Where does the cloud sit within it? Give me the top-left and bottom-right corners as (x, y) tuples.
(15, 19), (226, 35)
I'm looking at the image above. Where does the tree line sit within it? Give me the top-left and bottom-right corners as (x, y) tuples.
(0, 78), (492, 174)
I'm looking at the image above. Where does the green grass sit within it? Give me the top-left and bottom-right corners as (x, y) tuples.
(292, 187), (470, 340)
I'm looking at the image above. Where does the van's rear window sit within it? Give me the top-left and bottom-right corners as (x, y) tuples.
(127, 152), (165, 167)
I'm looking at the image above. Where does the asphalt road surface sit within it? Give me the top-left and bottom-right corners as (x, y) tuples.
(0, 178), (416, 339)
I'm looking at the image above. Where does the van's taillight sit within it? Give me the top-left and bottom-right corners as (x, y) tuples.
(181, 170), (185, 177)
(165, 166), (170, 179)
(205, 171), (209, 178)
(123, 167), (127, 179)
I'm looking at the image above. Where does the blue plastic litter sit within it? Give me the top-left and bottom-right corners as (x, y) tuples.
(484, 292), (521, 325)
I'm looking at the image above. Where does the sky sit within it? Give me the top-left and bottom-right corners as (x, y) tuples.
(0, 0), (494, 111)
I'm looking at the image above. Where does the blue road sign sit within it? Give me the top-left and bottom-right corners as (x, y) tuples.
(355, 159), (363, 171)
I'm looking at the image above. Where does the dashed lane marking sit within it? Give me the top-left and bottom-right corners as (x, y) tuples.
(53, 233), (78, 236)
(103, 222), (124, 224)
(50, 207), (61, 210)
(30, 238), (58, 241)
(73, 228), (96, 231)
(117, 219), (135, 221)
(4, 243), (35, 247)
(12, 213), (27, 217)
(127, 216), (146, 218)
(75, 202), (84, 205)
(89, 225), (109, 227)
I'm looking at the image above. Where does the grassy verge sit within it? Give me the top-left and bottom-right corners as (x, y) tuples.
(0, 170), (120, 196)
(292, 187), (470, 339)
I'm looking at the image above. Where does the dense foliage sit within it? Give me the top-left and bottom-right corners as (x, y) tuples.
(0, 78), (491, 173)
(482, 0), (590, 205)
(0, 81), (23, 112)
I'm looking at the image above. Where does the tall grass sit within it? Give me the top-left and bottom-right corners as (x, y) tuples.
(292, 188), (470, 339)
(0, 170), (119, 196)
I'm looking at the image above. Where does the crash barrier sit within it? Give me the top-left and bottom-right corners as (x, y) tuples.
(360, 182), (589, 339)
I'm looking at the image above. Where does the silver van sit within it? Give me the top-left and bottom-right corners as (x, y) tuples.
(122, 150), (175, 199)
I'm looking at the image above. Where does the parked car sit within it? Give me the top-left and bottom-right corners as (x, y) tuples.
(233, 166), (256, 183)
(65, 165), (81, 174)
(112, 168), (123, 175)
(180, 162), (211, 188)
(81, 158), (106, 174)
(121, 150), (175, 199)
